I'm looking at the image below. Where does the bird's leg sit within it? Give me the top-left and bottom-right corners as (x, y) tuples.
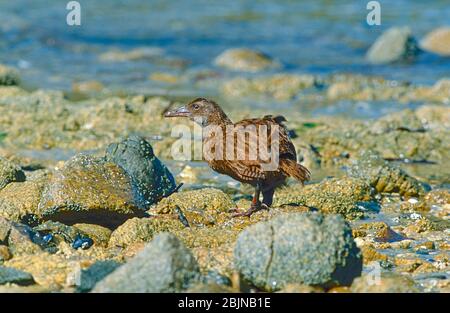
(232, 182), (265, 217)
(262, 186), (275, 208)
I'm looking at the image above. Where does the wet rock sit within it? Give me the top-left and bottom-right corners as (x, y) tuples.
(324, 74), (414, 102)
(214, 48), (279, 72)
(415, 105), (450, 130)
(351, 272), (420, 293)
(33, 221), (92, 250)
(0, 217), (42, 256)
(38, 154), (144, 229)
(274, 177), (374, 219)
(366, 27), (420, 64)
(93, 233), (201, 292)
(304, 107), (449, 167)
(360, 246), (389, 264)
(108, 217), (183, 248)
(73, 224), (112, 247)
(0, 266), (34, 286)
(222, 74), (315, 101)
(76, 260), (121, 292)
(348, 151), (427, 197)
(403, 218), (436, 235)
(0, 156), (25, 190)
(420, 27), (450, 56)
(105, 135), (176, 208)
(151, 188), (236, 226)
(370, 109), (425, 135)
(0, 65), (20, 86)
(422, 189), (450, 219)
(234, 213), (362, 291)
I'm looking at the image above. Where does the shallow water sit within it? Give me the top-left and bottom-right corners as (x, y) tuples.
(1, 0), (450, 96)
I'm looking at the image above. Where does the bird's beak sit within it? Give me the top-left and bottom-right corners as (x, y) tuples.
(164, 106), (191, 117)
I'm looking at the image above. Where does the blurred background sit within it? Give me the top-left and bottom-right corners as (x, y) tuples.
(1, 0), (449, 94)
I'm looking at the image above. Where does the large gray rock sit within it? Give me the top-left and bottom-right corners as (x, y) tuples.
(0, 266), (34, 285)
(105, 135), (176, 208)
(366, 27), (420, 64)
(234, 213), (362, 291)
(92, 233), (200, 292)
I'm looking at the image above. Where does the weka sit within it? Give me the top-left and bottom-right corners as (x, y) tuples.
(164, 98), (310, 217)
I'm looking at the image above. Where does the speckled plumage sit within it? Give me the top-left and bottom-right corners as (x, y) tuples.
(165, 98), (310, 216)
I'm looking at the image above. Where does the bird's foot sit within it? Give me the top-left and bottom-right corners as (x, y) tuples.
(232, 202), (269, 218)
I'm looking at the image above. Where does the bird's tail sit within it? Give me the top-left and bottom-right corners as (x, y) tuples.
(279, 159), (311, 184)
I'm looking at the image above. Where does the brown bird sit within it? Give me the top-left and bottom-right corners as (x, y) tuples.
(164, 98), (310, 217)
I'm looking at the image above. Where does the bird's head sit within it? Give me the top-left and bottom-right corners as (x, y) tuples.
(164, 98), (230, 126)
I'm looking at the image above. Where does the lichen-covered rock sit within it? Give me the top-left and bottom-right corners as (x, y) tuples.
(108, 217), (184, 248)
(347, 151), (427, 197)
(420, 27), (450, 56)
(214, 48), (279, 72)
(105, 135), (176, 208)
(234, 213), (362, 291)
(151, 188), (236, 226)
(415, 104), (450, 130)
(38, 154), (143, 228)
(370, 109), (425, 135)
(366, 27), (420, 64)
(4, 252), (82, 288)
(0, 156), (25, 190)
(0, 65), (20, 86)
(222, 74), (315, 101)
(423, 189), (449, 217)
(93, 233), (201, 292)
(0, 176), (47, 224)
(0, 266), (34, 285)
(351, 272), (420, 293)
(302, 108), (449, 170)
(274, 177), (373, 219)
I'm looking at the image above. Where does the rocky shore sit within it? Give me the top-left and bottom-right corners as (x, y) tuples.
(0, 38), (449, 293)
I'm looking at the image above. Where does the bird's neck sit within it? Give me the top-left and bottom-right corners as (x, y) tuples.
(203, 109), (233, 127)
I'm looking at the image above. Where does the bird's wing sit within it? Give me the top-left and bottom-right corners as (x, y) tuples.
(215, 118), (297, 180)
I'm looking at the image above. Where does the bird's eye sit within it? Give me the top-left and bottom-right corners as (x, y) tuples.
(193, 104), (200, 110)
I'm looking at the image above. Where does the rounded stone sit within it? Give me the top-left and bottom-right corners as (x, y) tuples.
(93, 233), (200, 293)
(233, 212), (362, 291)
(420, 27), (450, 56)
(214, 48), (279, 72)
(366, 27), (420, 64)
